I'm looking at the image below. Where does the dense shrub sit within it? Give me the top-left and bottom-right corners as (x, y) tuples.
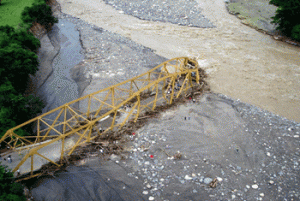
(0, 163), (26, 201)
(291, 24), (300, 41)
(0, 43), (38, 94)
(0, 79), (44, 137)
(270, 0), (300, 41)
(0, 25), (40, 52)
(0, 25), (15, 35)
(21, 2), (58, 30)
(0, 25), (44, 139)
(10, 29), (41, 52)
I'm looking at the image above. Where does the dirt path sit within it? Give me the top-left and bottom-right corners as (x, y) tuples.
(56, 0), (300, 122)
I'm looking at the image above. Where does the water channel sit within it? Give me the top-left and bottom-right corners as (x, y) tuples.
(57, 0), (300, 122)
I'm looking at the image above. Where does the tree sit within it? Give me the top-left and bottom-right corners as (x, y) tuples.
(270, 0), (300, 41)
(0, 25), (40, 53)
(21, 2), (58, 30)
(0, 79), (44, 138)
(0, 163), (26, 201)
(0, 43), (39, 94)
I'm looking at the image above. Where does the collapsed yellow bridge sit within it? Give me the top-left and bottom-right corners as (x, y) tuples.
(0, 57), (204, 180)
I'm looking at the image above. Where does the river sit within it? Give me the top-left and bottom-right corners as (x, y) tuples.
(56, 0), (300, 122)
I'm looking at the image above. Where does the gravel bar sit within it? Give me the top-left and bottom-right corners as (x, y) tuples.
(103, 0), (215, 28)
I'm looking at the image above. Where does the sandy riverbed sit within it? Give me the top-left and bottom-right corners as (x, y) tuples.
(56, 0), (300, 122)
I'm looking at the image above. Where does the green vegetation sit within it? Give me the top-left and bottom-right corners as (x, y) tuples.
(0, 0), (58, 140)
(21, 1), (58, 30)
(0, 0), (58, 139)
(0, 26), (44, 139)
(270, 0), (300, 41)
(0, 0), (36, 28)
(0, 0), (58, 200)
(0, 163), (26, 201)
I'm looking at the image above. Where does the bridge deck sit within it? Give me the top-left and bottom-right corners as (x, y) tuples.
(0, 57), (203, 180)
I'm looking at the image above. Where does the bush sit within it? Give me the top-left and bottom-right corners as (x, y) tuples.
(0, 166), (26, 200)
(0, 43), (39, 94)
(0, 25), (41, 52)
(10, 29), (41, 52)
(21, 2), (58, 30)
(270, 0), (300, 41)
(0, 163), (26, 201)
(0, 79), (44, 138)
(291, 24), (300, 41)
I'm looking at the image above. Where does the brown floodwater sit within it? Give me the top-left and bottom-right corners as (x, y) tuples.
(57, 0), (300, 122)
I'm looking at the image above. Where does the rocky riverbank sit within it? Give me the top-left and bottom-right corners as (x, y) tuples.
(225, 0), (277, 35)
(225, 0), (300, 46)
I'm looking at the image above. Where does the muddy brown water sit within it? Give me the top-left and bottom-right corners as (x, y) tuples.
(57, 0), (300, 122)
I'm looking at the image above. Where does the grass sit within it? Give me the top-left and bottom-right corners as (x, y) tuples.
(0, 0), (36, 28)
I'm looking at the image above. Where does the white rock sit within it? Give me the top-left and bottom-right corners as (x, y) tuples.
(160, 178), (165, 182)
(204, 178), (213, 184)
(266, 152), (271, 156)
(192, 173), (196, 177)
(149, 196), (155, 200)
(260, 193), (265, 197)
(246, 185), (250, 189)
(232, 194), (236, 199)
(146, 184), (151, 189)
(185, 175), (193, 180)
(145, 161), (150, 165)
(269, 180), (274, 185)
(143, 191), (148, 195)
(252, 184), (259, 189)
(217, 177), (223, 182)
(294, 135), (299, 138)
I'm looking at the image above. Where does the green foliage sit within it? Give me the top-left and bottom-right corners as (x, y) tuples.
(0, 25), (44, 139)
(0, 43), (38, 94)
(270, 0), (300, 41)
(0, 25), (15, 35)
(10, 29), (41, 52)
(0, 25), (40, 52)
(21, 2), (58, 30)
(291, 24), (300, 41)
(0, 79), (44, 137)
(0, 163), (26, 201)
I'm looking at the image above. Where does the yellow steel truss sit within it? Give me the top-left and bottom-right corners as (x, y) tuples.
(0, 57), (200, 179)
